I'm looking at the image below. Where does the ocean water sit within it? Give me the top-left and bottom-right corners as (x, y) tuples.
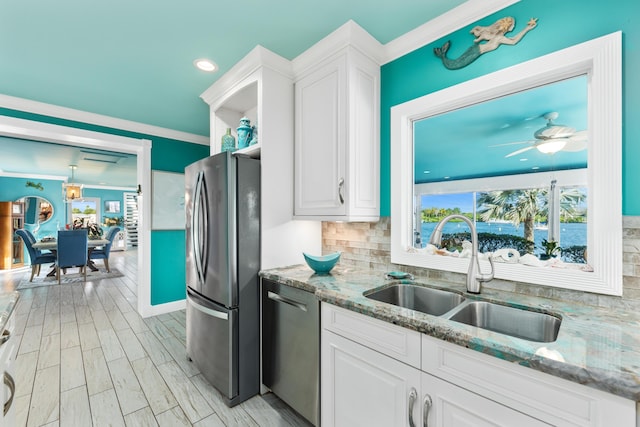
(418, 221), (587, 251)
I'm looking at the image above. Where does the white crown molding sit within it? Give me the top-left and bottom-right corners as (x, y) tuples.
(0, 171), (68, 181)
(0, 93), (209, 146)
(382, 0), (520, 64)
(82, 183), (137, 191)
(200, 45), (293, 106)
(292, 20), (384, 77)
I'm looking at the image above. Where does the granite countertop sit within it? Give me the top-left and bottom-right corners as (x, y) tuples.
(260, 265), (640, 402)
(0, 291), (20, 335)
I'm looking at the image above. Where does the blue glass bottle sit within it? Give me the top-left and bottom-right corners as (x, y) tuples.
(221, 128), (236, 152)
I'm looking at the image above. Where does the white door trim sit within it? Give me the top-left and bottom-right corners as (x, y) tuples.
(0, 115), (154, 316)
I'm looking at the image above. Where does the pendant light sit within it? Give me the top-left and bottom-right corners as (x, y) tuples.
(63, 165), (83, 202)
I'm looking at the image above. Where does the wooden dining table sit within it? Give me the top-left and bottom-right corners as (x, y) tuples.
(33, 238), (110, 275)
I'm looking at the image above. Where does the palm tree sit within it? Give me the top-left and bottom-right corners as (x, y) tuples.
(476, 188), (586, 244)
(558, 188), (587, 222)
(477, 190), (544, 242)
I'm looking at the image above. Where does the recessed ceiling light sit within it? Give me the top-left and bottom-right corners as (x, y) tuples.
(532, 166), (540, 170)
(423, 170), (431, 174)
(443, 176), (450, 179)
(519, 158), (528, 162)
(194, 58), (217, 72)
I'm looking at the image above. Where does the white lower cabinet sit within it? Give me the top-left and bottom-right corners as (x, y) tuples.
(322, 330), (542, 427)
(321, 303), (636, 427)
(421, 373), (545, 426)
(322, 330), (420, 427)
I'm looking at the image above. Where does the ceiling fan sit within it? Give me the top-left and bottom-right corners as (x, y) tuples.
(499, 112), (587, 158)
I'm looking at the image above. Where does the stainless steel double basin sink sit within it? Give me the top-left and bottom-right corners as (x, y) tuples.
(364, 284), (561, 343)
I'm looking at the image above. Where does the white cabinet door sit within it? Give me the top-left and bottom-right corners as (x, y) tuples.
(294, 47), (379, 222)
(294, 55), (347, 217)
(322, 330), (421, 427)
(422, 373), (547, 427)
(322, 327), (546, 427)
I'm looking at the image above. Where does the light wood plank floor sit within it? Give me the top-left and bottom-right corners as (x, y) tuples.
(0, 249), (313, 427)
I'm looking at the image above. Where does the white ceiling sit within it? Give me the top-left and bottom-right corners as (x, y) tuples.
(0, 137), (137, 187)
(6, 1), (543, 188)
(1, 0), (488, 186)
(1, 0), (470, 137)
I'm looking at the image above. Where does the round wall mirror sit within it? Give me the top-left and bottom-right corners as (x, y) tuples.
(16, 196), (54, 225)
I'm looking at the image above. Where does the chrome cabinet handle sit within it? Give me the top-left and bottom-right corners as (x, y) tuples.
(338, 178), (345, 205)
(423, 393), (433, 427)
(4, 372), (15, 416)
(408, 387), (418, 427)
(0, 330), (10, 345)
(267, 291), (307, 312)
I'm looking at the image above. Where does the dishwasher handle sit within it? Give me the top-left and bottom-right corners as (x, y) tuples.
(267, 291), (308, 312)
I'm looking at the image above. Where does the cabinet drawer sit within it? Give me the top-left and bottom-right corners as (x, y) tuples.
(322, 303), (420, 368)
(421, 334), (635, 427)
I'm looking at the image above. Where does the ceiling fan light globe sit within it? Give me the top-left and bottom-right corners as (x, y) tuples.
(536, 139), (568, 154)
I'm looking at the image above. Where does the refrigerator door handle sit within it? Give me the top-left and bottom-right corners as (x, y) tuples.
(192, 170), (207, 286)
(267, 291), (308, 312)
(187, 295), (229, 320)
(199, 171), (210, 276)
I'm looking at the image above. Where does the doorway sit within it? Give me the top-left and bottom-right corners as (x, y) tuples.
(0, 115), (153, 316)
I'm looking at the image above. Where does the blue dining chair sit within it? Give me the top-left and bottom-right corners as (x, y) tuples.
(16, 229), (57, 282)
(22, 229), (54, 256)
(90, 227), (121, 272)
(56, 229), (88, 284)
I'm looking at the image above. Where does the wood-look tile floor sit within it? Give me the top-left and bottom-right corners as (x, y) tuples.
(0, 250), (313, 427)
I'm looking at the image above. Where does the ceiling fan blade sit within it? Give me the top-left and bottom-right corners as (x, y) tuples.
(562, 140), (587, 152)
(562, 130), (588, 152)
(489, 140), (531, 148)
(505, 145), (534, 158)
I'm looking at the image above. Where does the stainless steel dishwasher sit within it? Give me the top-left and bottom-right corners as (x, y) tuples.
(262, 278), (319, 426)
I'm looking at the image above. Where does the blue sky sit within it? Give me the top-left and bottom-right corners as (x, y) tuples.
(421, 193), (474, 212)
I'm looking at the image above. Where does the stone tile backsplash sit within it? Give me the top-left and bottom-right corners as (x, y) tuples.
(322, 216), (640, 310)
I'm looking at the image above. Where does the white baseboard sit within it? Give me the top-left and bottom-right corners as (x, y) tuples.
(140, 299), (186, 318)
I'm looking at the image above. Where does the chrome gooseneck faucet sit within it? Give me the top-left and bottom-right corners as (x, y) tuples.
(428, 214), (495, 294)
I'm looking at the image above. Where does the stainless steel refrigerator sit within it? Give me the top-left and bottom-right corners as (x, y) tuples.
(185, 151), (260, 407)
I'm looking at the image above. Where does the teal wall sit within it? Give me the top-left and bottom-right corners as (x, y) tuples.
(0, 108), (210, 306)
(0, 178), (130, 235)
(380, 0), (640, 216)
(0, 177), (65, 236)
(150, 230), (187, 305)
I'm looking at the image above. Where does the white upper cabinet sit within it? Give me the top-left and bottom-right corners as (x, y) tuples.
(293, 21), (382, 221)
(200, 46), (322, 269)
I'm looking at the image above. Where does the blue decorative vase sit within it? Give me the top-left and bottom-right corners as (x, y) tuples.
(221, 128), (236, 152)
(237, 117), (253, 149)
(249, 123), (258, 146)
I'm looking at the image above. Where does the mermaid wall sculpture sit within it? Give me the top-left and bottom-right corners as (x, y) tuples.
(434, 17), (538, 70)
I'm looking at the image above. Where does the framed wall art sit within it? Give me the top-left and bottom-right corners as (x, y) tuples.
(151, 171), (185, 230)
